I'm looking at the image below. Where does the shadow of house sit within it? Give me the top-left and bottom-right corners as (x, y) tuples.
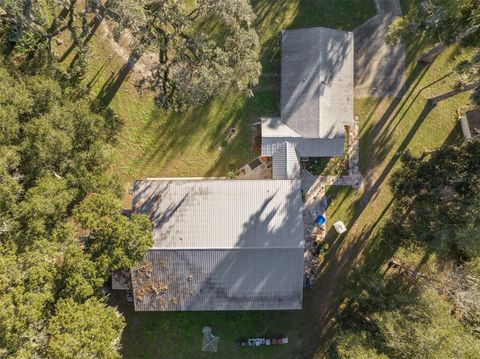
(130, 179), (304, 312)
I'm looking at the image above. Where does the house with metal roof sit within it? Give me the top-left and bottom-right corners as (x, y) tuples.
(262, 27), (354, 178)
(130, 179), (304, 311)
(126, 26), (355, 312)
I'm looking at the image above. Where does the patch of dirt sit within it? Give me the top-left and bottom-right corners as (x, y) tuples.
(98, 17), (158, 81)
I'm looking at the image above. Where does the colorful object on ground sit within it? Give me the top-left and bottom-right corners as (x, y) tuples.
(239, 337), (289, 347)
(315, 215), (326, 225)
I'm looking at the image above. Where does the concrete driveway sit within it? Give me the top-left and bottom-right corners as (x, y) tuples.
(354, 0), (405, 98)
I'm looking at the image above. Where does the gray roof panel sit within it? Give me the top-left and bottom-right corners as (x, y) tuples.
(261, 117), (302, 138)
(272, 142), (301, 180)
(262, 136), (345, 157)
(281, 27), (354, 139)
(132, 248), (304, 311)
(133, 179), (304, 249)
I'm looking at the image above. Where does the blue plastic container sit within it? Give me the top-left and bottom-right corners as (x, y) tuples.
(315, 215), (326, 225)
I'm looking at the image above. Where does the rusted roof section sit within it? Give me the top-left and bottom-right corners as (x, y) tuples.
(132, 248), (304, 311)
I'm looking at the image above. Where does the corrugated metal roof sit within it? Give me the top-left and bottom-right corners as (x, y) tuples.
(131, 179), (305, 311)
(132, 248), (304, 311)
(133, 179), (304, 249)
(272, 143), (301, 180)
(262, 136), (345, 157)
(281, 27), (354, 138)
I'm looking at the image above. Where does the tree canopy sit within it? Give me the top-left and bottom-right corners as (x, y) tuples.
(331, 139), (480, 358)
(0, 0), (261, 110)
(386, 139), (480, 258)
(387, 0), (480, 44)
(0, 61), (149, 357)
(333, 273), (480, 359)
(47, 298), (124, 359)
(106, 0), (261, 110)
(74, 191), (152, 276)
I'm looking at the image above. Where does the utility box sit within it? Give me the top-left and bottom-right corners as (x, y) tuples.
(333, 221), (347, 234)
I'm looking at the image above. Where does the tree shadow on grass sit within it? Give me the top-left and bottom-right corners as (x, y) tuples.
(131, 88), (262, 177)
(298, 95), (437, 357)
(59, 10), (106, 63)
(440, 122), (463, 147)
(85, 58), (112, 91)
(363, 101), (435, 204)
(96, 49), (144, 107)
(310, 118), (464, 356)
(358, 63), (431, 172)
(304, 196), (399, 357)
(372, 71), (454, 162)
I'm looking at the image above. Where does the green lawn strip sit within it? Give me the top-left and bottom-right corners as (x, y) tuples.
(119, 307), (302, 359)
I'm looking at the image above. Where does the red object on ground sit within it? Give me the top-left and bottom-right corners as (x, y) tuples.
(260, 156), (269, 162)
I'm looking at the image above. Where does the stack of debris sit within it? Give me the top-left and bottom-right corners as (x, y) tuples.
(304, 197), (329, 287)
(304, 225), (327, 288)
(131, 261), (169, 309)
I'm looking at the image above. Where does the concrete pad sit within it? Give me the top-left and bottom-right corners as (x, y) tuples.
(236, 158), (272, 180)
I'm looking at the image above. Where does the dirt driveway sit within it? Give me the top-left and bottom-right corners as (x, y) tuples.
(354, 0), (405, 98)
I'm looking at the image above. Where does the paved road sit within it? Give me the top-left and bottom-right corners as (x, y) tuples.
(354, 0), (405, 98)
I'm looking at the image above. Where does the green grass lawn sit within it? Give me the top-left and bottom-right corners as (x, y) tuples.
(328, 42), (474, 265)
(57, 0), (478, 357)
(319, 38), (477, 298)
(59, 0), (376, 188)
